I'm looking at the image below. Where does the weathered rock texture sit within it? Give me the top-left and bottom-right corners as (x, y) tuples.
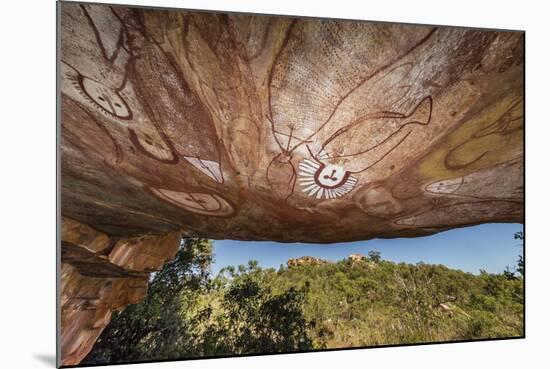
(287, 256), (329, 267)
(59, 2), (524, 365)
(60, 217), (180, 365)
(348, 254), (368, 263)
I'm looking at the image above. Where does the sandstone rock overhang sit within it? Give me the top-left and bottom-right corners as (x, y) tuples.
(58, 3), (523, 365)
(60, 3), (523, 244)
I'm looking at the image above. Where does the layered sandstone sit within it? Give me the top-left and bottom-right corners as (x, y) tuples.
(60, 217), (180, 365)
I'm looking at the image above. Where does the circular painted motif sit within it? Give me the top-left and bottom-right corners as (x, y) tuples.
(73, 74), (132, 120)
(298, 159), (357, 199)
(150, 188), (234, 216)
(316, 164), (349, 188)
(80, 76), (132, 119)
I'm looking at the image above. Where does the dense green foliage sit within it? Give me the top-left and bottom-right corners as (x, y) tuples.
(84, 239), (312, 365)
(84, 237), (524, 365)
(84, 238), (214, 363)
(273, 258), (523, 348)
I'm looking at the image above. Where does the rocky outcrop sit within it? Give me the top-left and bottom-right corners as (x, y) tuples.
(60, 217), (180, 365)
(347, 254), (378, 269)
(59, 2), (523, 365)
(287, 256), (329, 267)
(348, 254), (367, 263)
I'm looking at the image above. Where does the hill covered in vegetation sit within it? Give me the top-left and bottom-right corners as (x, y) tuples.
(84, 237), (524, 365)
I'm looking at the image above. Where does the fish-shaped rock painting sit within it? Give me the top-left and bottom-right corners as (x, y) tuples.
(299, 96), (432, 199)
(268, 21), (434, 154)
(394, 200), (522, 228)
(425, 159), (523, 200)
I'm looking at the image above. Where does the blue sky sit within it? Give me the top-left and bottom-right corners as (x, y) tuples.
(211, 223), (523, 275)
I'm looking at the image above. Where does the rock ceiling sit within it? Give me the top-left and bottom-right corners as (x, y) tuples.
(60, 3), (524, 242)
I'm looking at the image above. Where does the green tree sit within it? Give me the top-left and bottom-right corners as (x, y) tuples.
(83, 238), (213, 364)
(84, 232), (524, 363)
(368, 250), (382, 263)
(514, 231), (524, 277)
(199, 262), (312, 355)
(84, 242), (312, 364)
(503, 266), (516, 280)
(516, 255), (524, 277)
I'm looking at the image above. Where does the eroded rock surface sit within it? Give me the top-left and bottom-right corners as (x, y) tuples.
(60, 217), (180, 365)
(59, 2), (523, 365)
(60, 3), (523, 242)
(287, 256), (329, 267)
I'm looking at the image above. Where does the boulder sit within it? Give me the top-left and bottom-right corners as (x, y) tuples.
(348, 254), (367, 263)
(287, 256), (329, 267)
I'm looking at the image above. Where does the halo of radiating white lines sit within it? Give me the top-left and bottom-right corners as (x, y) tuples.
(298, 159), (358, 199)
